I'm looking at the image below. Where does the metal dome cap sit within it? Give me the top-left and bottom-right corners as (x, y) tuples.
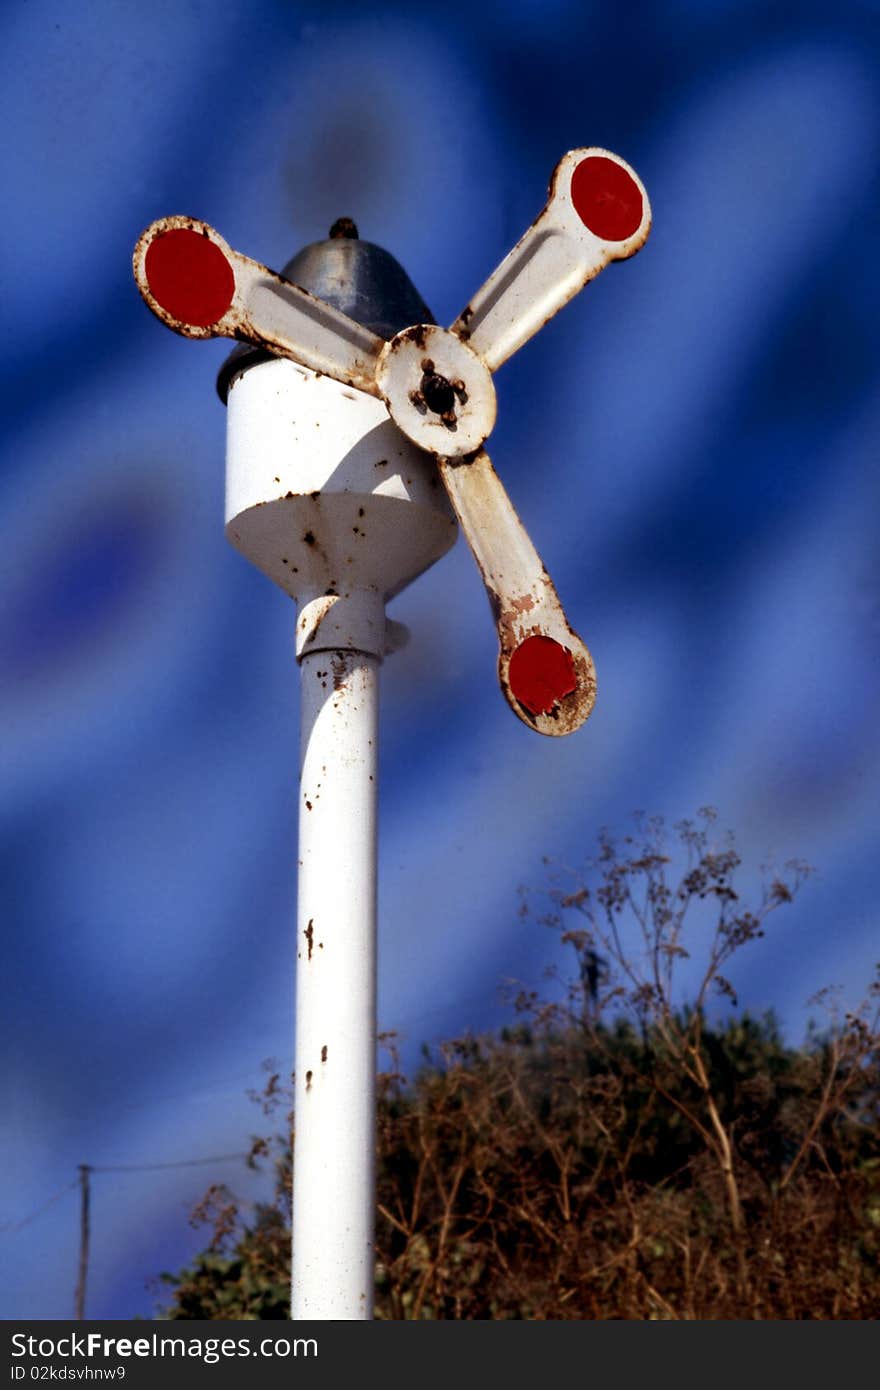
(216, 219), (434, 402)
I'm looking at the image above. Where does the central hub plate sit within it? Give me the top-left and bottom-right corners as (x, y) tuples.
(376, 324), (497, 459)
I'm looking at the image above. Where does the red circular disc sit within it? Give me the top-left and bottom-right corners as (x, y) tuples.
(144, 228), (235, 327)
(508, 635), (577, 716)
(570, 156), (643, 241)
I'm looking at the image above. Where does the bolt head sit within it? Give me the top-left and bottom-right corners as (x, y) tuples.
(376, 325), (497, 459)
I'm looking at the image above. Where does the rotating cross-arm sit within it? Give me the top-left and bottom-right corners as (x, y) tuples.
(133, 216), (384, 396)
(133, 147), (650, 736)
(451, 148), (650, 371)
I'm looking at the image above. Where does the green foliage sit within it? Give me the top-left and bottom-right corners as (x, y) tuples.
(155, 811), (879, 1320)
(156, 1191), (290, 1321)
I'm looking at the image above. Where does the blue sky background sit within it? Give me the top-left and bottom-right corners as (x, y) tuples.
(2, 0), (878, 1320)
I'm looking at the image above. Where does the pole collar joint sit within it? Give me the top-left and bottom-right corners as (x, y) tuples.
(296, 588), (387, 661)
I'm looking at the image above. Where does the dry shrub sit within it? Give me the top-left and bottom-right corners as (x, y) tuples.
(158, 812), (879, 1320)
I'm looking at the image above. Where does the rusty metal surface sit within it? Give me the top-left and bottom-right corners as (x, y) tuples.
(135, 145), (651, 737)
(294, 646), (379, 1317)
(451, 147), (651, 372)
(437, 449), (596, 736)
(223, 357), (458, 627)
(133, 215), (384, 396)
(375, 323), (496, 460)
(217, 228), (436, 402)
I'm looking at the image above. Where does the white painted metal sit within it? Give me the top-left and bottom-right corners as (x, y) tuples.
(135, 149), (650, 734)
(133, 216), (384, 394)
(222, 360), (457, 1317)
(451, 148), (651, 372)
(224, 355), (457, 605)
(293, 641), (380, 1320)
(374, 323), (497, 459)
(437, 448), (596, 736)
(139, 153), (646, 735)
(134, 148), (650, 434)
(134, 140), (652, 1315)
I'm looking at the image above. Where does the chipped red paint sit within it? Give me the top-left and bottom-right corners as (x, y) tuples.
(571, 156), (643, 242)
(144, 228), (235, 327)
(508, 635), (577, 715)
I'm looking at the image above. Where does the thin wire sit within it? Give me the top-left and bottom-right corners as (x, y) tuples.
(90, 1152), (248, 1174)
(1, 1153), (254, 1237)
(0, 1178), (79, 1236)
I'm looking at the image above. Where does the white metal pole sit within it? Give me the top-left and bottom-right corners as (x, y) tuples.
(222, 354), (456, 1318)
(291, 601), (380, 1320)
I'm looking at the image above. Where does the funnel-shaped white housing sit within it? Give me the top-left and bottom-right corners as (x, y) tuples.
(224, 357), (457, 658)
